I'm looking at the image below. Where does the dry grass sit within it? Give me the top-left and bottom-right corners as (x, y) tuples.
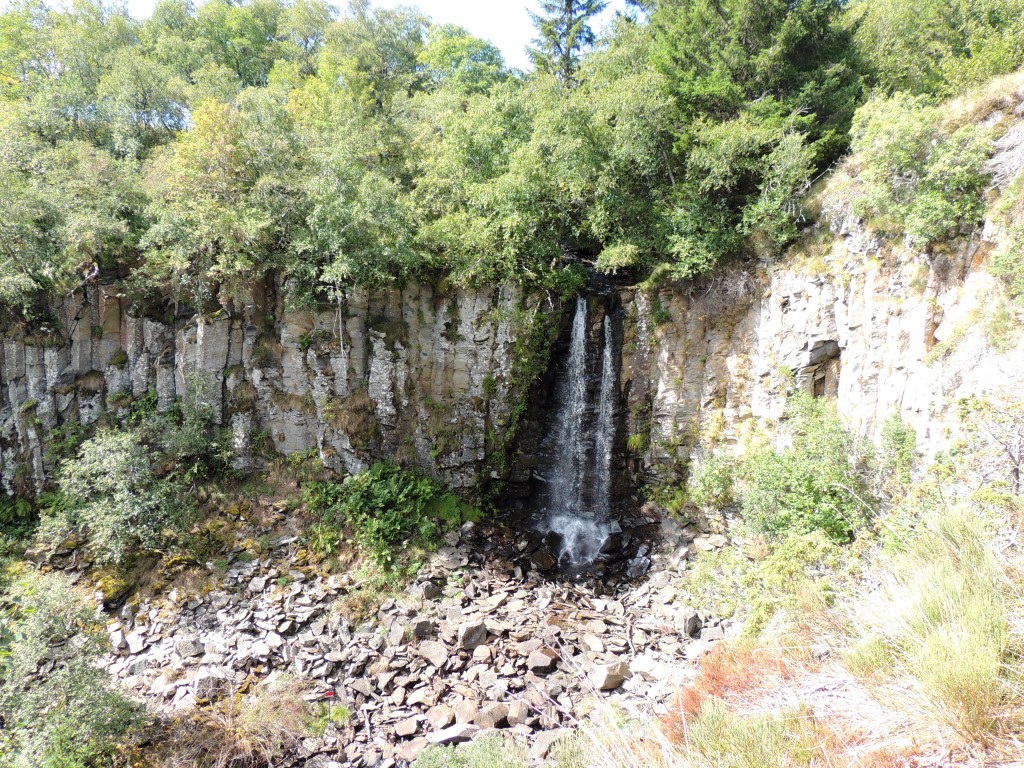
(562, 500), (1024, 768)
(940, 70), (1024, 133)
(161, 674), (315, 768)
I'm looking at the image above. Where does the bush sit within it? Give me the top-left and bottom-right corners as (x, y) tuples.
(414, 735), (529, 768)
(739, 393), (873, 542)
(850, 93), (992, 243)
(37, 429), (187, 562)
(685, 530), (845, 632)
(304, 463), (480, 570)
(0, 572), (146, 767)
(878, 413), (917, 493)
(688, 455), (736, 510)
(137, 374), (233, 485)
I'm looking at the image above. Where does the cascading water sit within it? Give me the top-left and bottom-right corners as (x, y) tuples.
(541, 297), (620, 568)
(593, 315), (615, 517)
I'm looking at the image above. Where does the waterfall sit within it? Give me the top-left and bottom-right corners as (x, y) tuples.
(542, 297), (620, 567)
(593, 315), (615, 518)
(548, 296), (589, 516)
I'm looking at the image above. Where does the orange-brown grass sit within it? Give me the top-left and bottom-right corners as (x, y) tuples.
(667, 642), (798, 724)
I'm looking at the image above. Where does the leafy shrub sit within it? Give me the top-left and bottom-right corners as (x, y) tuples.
(739, 393), (873, 542)
(304, 463), (480, 569)
(989, 175), (1024, 301)
(0, 572), (146, 767)
(688, 455), (736, 510)
(686, 530), (845, 632)
(414, 734), (529, 768)
(878, 413), (917, 493)
(850, 93), (992, 244)
(38, 429), (187, 562)
(851, 0), (1024, 96)
(138, 374), (232, 484)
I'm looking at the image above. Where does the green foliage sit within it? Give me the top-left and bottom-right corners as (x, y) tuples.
(652, 0), (863, 274)
(138, 373), (233, 484)
(304, 462), (479, 570)
(0, 571), (146, 767)
(850, 93), (992, 243)
(878, 413), (917, 491)
(849, 0), (1024, 96)
(420, 24), (507, 95)
(0, 0), (1012, 310)
(739, 392), (873, 542)
(527, 0), (607, 86)
(688, 455), (735, 510)
(686, 529), (845, 632)
(306, 701), (353, 736)
(38, 428), (187, 563)
(414, 734), (529, 768)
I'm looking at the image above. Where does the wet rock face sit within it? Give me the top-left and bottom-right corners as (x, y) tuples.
(0, 279), (542, 496)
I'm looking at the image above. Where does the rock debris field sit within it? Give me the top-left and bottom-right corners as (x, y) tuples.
(72, 506), (736, 766)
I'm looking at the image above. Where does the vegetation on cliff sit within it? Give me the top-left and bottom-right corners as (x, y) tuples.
(1, 0), (1021, 313)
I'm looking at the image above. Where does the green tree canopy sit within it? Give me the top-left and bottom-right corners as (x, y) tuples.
(527, 0), (608, 86)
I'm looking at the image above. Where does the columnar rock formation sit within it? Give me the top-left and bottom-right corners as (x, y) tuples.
(621, 213), (1024, 482)
(0, 281), (540, 495)
(3, 212), (1023, 502)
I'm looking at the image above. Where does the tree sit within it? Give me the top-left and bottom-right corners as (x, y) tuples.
(849, 0), (1024, 96)
(527, 0), (608, 86)
(651, 0), (863, 274)
(420, 24), (506, 94)
(140, 95), (301, 305)
(319, 0), (428, 114)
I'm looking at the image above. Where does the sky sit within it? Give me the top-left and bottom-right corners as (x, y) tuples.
(101, 0), (632, 71)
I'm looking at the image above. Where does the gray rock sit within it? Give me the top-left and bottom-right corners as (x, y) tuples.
(589, 660), (630, 691)
(474, 702), (508, 729)
(457, 620), (487, 651)
(679, 611), (703, 637)
(425, 704), (454, 730)
(174, 635), (203, 658)
(125, 631), (146, 654)
(417, 640), (448, 668)
(454, 699), (479, 724)
(426, 724), (479, 745)
(507, 700), (531, 727)
(527, 648), (558, 674)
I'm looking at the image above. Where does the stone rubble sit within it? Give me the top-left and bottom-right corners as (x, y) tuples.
(83, 506), (734, 767)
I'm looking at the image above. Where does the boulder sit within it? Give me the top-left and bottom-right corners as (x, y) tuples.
(474, 702), (509, 729)
(507, 700), (531, 727)
(679, 611), (703, 637)
(527, 648), (559, 674)
(425, 704), (455, 731)
(417, 640), (449, 668)
(454, 699), (479, 724)
(457, 620), (488, 651)
(589, 660), (630, 691)
(426, 724), (479, 746)
(175, 635), (204, 658)
(394, 718), (419, 738)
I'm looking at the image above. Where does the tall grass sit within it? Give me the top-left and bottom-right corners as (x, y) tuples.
(845, 506), (1022, 746)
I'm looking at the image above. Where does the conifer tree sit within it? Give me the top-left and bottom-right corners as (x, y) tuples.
(527, 0), (607, 85)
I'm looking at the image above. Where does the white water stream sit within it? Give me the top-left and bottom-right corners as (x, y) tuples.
(542, 297), (620, 567)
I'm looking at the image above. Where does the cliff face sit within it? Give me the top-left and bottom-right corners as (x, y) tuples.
(0, 279), (546, 496)
(4, 196), (1023, 504)
(621, 212), (1024, 484)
